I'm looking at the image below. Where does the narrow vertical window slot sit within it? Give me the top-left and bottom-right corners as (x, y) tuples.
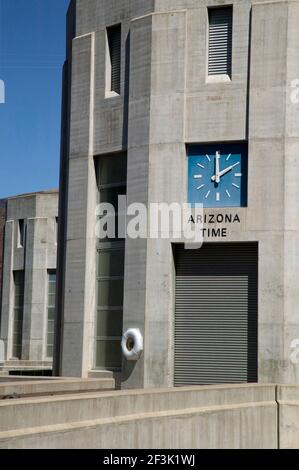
(106, 24), (121, 97)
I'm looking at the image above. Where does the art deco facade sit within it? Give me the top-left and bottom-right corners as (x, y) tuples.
(57, 0), (299, 388)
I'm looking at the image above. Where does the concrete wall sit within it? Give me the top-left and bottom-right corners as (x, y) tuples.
(3, 383), (299, 449)
(57, 0), (299, 387)
(0, 384), (278, 449)
(0, 199), (6, 322)
(54, 1), (77, 377)
(277, 385), (299, 449)
(0, 191), (58, 365)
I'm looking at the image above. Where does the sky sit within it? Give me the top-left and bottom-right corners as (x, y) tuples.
(0, 0), (70, 198)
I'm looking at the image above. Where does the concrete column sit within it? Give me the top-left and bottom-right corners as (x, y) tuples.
(123, 10), (187, 388)
(22, 218), (48, 361)
(0, 200), (7, 312)
(0, 221), (14, 360)
(60, 32), (96, 377)
(249, 0), (299, 383)
(281, 0), (299, 383)
(121, 13), (152, 389)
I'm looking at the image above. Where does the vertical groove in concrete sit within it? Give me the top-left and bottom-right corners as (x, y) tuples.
(276, 385), (280, 449)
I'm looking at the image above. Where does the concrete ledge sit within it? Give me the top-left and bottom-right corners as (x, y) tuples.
(0, 378), (115, 400)
(3, 361), (52, 367)
(1, 367), (52, 371)
(0, 376), (65, 382)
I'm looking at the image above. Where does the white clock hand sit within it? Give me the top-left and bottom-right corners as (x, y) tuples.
(215, 151), (220, 184)
(211, 162), (240, 182)
(219, 162), (240, 178)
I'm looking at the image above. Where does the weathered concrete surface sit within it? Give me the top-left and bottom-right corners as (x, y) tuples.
(0, 384), (277, 449)
(0, 340), (4, 366)
(277, 385), (299, 449)
(0, 377), (115, 399)
(2, 383), (299, 449)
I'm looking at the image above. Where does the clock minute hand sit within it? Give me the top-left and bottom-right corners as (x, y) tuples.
(211, 162), (239, 182)
(215, 151), (220, 184)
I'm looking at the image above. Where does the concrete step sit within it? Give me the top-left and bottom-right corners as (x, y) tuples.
(88, 370), (114, 379)
(0, 383), (274, 434)
(88, 370), (121, 389)
(3, 361), (52, 368)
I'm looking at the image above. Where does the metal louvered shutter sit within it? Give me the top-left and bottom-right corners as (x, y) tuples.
(208, 7), (233, 76)
(174, 243), (258, 386)
(107, 24), (121, 95)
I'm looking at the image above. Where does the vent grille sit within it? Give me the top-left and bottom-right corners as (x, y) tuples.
(208, 7), (233, 77)
(107, 24), (121, 94)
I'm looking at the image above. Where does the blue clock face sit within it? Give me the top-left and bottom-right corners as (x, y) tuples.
(188, 143), (248, 208)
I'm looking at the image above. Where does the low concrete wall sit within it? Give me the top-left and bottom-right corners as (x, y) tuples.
(277, 385), (299, 449)
(0, 384), (278, 449)
(2, 383), (299, 449)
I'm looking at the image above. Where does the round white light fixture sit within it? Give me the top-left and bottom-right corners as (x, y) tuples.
(121, 328), (143, 361)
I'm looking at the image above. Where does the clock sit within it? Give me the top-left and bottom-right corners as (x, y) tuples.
(188, 143), (248, 208)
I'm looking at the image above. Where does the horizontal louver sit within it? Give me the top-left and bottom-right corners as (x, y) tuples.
(208, 7), (233, 76)
(174, 243), (258, 387)
(107, 24), (121, 95)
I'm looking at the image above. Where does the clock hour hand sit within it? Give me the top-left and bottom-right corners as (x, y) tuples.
(211, 162), (239, 182)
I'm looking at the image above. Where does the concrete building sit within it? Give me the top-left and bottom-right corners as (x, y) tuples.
(0, 191), (58, 372)
(0, 200), (6, 316)
(56, 0), (299, 389)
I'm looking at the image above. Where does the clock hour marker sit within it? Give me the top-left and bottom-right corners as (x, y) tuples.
(234, 173), (242, 177)
(205, 154), (211, 162)
(216, 192), (220, 202)
(226, 190), (231, 198)
(194, 174), (203, 179)
(232, 183), (240, 189)
(205, 190), (211, 199)
(226, 154), (232, 161)
(197, 163), (205, 169)
(197, 184), (205, 190)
